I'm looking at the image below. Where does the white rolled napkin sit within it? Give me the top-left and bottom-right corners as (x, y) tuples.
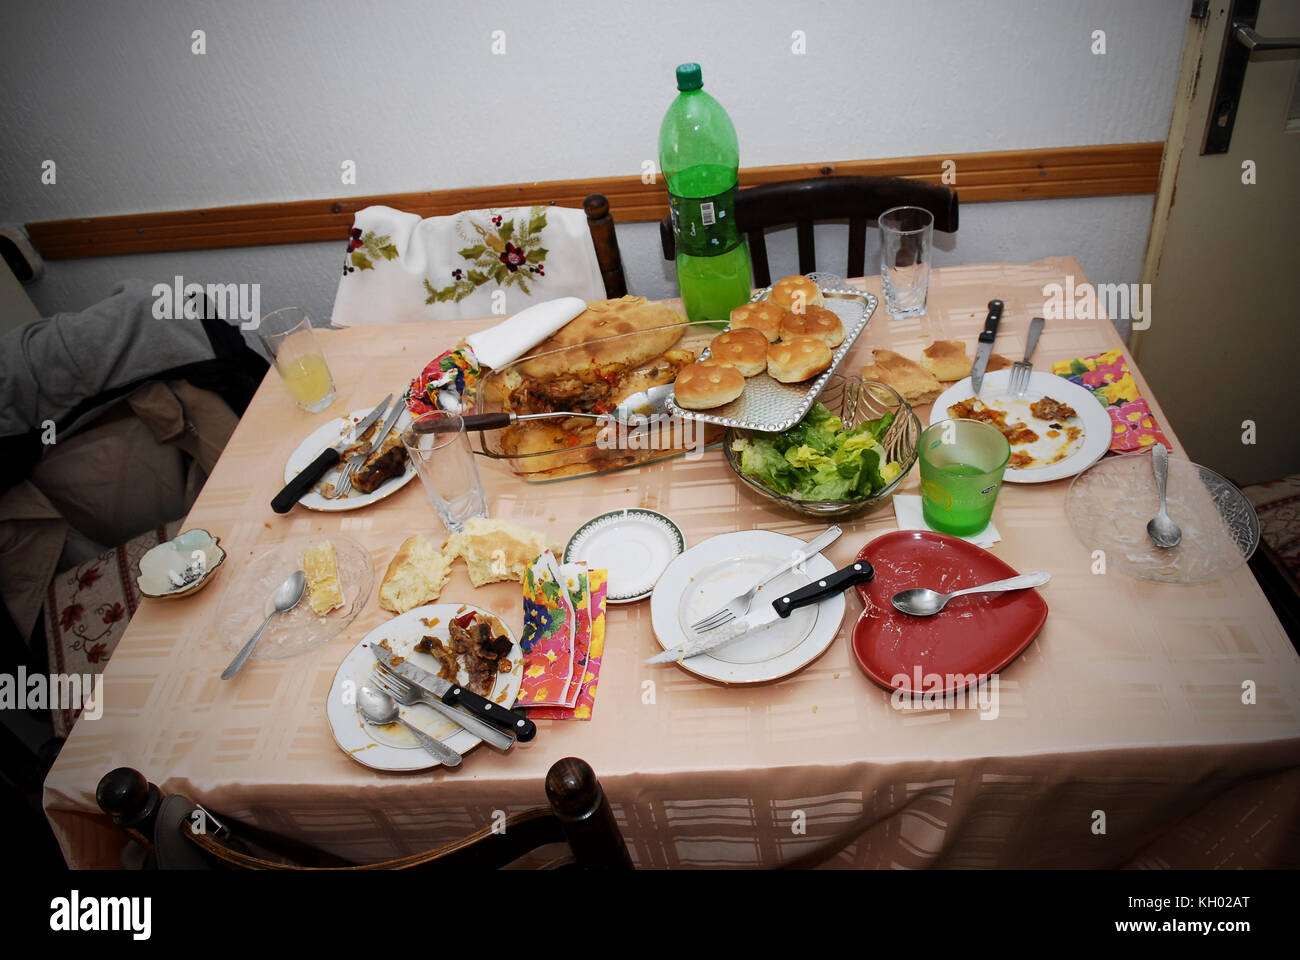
(892, 494), (1002, 548)
(465, 297), (587, 369)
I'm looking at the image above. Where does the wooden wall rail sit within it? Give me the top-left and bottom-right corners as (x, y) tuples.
(25, 142), (1162, 261)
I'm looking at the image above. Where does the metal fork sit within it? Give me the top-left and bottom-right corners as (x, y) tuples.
(369, 666), (515, 750)
(1008, 317), (1045, 397)
(332, 400), (405, 497)
(688, 526), (842, 634)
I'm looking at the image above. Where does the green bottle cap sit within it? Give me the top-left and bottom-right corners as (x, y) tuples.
(675, 63), (702, 92)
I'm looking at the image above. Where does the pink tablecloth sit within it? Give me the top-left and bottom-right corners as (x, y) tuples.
(44, 257), (1300, 868)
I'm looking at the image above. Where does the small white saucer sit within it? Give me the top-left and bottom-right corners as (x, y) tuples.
(563, 508), (685, 603)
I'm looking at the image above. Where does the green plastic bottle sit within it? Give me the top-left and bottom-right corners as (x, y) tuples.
(658, 63), (753, 326)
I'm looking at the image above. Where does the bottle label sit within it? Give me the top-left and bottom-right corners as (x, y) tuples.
(669, 186), (739, 258)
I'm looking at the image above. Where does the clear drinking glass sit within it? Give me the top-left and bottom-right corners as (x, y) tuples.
(919, 419), (1010, 536)
(258, 307), (337, 412)
(402, 412), (489, 532)
(879, 205), (934, 319)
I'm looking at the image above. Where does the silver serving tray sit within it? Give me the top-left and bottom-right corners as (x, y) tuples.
(665, 272), (876, 433)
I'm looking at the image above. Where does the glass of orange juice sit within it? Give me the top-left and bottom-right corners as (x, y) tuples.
(258, 307), (336, 412)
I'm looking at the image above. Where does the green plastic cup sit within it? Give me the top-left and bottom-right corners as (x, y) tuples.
(919, 419), (1010, 536)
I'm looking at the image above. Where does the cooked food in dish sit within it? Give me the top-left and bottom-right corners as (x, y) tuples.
(379, 534), (453, 613)
(351, 433), (407, 494)
(779, 304), (845, 348)
(1030, 397), (1078, 421)
(731, 402), (903, 501)
(443, 517), (551, 587)
(410, 609), (513, 697)
(859, 349), (943, 404)
(769, 275), (824, 312)
(947, 395), (1085, 469)
(708, 328), (768, 376)
(729, 301), (787, 342)
(674, 361), (746, 409)
(515, 296), (686, 381)
(302, 540), (345, 615)
(921, 340), (971, 381)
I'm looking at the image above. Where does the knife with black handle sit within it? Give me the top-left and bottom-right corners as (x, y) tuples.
(270, 394), (391, 514)
(970, 300), (1004, 396)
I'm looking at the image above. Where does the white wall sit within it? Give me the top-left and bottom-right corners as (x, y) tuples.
(0, 0), (1189, 330)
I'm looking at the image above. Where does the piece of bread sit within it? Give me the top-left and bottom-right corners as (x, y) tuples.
(378, 534), (453, 613)
(767, 337), (833, 383)
(769, 275), (824, 313)
(516, 296), (686, 379)
(674, 362), (745, 409)
(985, 353), (1013, 372)
(729, 301), (787, 342)
(859, 348), (942, 404)
(921, 340), (971, 381)
(708, 328), (768, 376)
(442, 517), (551, 587)
(779, 304), (845, 348)
(302, 541), (345, 615)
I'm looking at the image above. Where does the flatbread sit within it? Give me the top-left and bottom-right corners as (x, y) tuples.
(921, 340), (971, 381)
(516, 296), (686, 379)
(860, 349), (942, 404)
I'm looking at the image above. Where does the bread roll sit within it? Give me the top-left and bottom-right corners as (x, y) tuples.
(729, 301), (787, 342)
(767, 337), (833, 383)
(859, 348), (942, 404)
(769, 275), (824, 313)
(674, 362), (745, 409)
(378, 534), (453, 613)
(779, 304), (845, 348)
(921, 340), (971, 381)
(708, 328), (768, 376)
(443, 517), (551, 587)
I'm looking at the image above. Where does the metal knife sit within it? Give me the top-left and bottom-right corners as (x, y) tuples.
(369, 643), (536, 742)
(645, 560), (875, 663)
(270, 393), (392, 513)
(970, 300), (1004, 396)
(369, 651), (514, 750)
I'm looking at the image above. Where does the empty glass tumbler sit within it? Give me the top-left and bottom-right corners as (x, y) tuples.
(879, 206), (934, 319)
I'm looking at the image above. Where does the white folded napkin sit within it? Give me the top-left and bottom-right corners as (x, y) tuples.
(465, 297), (587, 369)
(892, 494), (1003, 548)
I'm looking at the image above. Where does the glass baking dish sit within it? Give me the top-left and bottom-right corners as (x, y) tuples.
(465, 322), (725, 483)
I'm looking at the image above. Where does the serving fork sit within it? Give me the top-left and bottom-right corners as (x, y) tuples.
(1007, 317), (1045, 397)
(369, 664), (515, 750)
(688, 526), (842, 634)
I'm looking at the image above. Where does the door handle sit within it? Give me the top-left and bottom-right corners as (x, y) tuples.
(1234, 23), (1300, 51)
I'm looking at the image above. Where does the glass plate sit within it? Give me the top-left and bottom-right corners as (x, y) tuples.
(213, 535), (375, 660)
(1065, 452), (1259, 584)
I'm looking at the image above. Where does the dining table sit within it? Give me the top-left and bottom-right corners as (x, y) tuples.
(42, 255), (1300, 869)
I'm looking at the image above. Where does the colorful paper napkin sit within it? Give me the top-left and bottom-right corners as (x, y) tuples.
(405, 345), (481, 416)
(516, 550), (609, 719)
(1053, 349), (1170, 453)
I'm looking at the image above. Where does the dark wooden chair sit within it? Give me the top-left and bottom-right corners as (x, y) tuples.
(96, 757), (632, 870)
(659, 175), (959, 288)
(583, 193), (628, 299)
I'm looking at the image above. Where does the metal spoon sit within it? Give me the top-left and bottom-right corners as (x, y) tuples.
(1146, 443), (1182, 548)
(357, 684), (462, 767)
(221, 570), (306, 679)
(417, 384), (676, 433)
(891, 571), (1052, 617)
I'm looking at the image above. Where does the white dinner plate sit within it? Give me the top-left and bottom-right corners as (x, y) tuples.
(564, 508), (685, 603)
(326, 602), (524, 772)
(284, 407), (416, 511)
(649, 530), (845, 684)
(930, 370), (1111, 483)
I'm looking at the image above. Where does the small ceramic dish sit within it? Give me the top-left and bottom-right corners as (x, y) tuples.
(137, 529), (226, 599)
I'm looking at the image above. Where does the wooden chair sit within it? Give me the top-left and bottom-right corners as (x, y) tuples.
(583, 193), (628, 299)
(658, 175), (959, 288)
(96, 757), (633, 870)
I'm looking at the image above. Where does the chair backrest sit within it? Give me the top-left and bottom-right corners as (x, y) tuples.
(659, 175), (959, 288)
(96, 756), (632, 870)
(583, 193), (628, 299)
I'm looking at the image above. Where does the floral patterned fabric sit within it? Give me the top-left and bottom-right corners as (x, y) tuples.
(329, 203), (605, 326)
(44, 521), (181, 737)
(1053, 349), (1171, 453)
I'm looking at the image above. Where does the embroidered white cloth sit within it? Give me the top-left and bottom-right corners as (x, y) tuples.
(330, 204), (606, 326)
